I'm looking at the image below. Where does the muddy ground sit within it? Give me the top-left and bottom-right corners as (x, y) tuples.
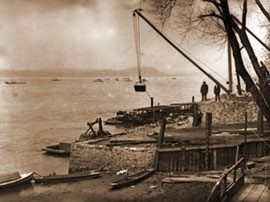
(0, 172), (214, 202)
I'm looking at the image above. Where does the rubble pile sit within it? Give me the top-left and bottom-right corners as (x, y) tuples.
(199, 96), (258, 125)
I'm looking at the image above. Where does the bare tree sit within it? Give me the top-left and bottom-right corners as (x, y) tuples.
(144, 0), (270, 124)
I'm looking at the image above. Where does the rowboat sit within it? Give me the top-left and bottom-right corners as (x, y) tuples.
(4, 81), (26, 85)
(110, 168), (155, 189)
(0, 171), (34, 189)
(34, 171), (100, 184)
(42, 142), (71, 156)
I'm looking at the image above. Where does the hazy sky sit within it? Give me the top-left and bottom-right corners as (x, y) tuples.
(0, 0), (268, 78)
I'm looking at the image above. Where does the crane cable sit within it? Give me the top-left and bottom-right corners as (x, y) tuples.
(133, 12), (142, 83)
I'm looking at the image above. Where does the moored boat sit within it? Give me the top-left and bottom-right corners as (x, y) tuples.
(42, 142), (71, 156)
(4, 81), (26, 85)
(34, 171), (100, 184)
(110, 168), (155, 189)
(104, 117), (123, 125)
(0, 171), (34, 189)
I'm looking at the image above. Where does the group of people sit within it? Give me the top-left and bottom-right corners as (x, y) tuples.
(200, 81), (220, 101)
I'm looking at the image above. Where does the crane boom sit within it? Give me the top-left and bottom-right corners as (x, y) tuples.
(133, 9), (231, 94)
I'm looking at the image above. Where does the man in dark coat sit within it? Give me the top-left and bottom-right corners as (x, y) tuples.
(214, 84), (221, 101)
(200, 81), (208, 101)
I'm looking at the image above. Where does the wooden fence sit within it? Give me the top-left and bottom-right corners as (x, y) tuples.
(207, 157), (245, 202)
(156, 137), (270, 172)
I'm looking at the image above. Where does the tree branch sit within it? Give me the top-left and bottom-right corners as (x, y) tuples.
(255, 0), (270, 22)
(242, 0), (247, 30)
(203, 0), (222, 15)
(199, 11), (223, 21)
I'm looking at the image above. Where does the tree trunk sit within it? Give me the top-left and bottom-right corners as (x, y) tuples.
(220, 0), (270, 124)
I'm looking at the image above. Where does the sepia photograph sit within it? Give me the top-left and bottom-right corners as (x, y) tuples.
(0, 0), (269, 201)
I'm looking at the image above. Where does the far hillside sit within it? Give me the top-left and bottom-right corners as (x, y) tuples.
(0, 67), (172, 78)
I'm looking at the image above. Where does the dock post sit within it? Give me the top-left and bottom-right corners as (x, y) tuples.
(257, 110), (264, 135)
(244, 112), (248, 159)
(205, 112), (212, 170)
(98, 118), (103, 136)
(151, 97), (154, 107)
(155, 118), (166, 171)
(158, 118), (166, 147)
(192, 104), (199, 126)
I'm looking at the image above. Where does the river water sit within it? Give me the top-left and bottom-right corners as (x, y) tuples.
(0, 75), (212, 175)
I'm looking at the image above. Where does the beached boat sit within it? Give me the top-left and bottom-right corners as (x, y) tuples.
(0, 171), (34, 189)
(34, 171), (100, 184)
(4, 81), (26, 85)
(110, 168), (155, 189)
(42, 142), (71, 156)
(104, 117), (123, 125)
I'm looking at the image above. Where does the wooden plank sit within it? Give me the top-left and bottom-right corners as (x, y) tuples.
(258, 185), (269, 202)
(231, 184), (254, 201)
(0, 171), (20, 183)
(162, 176), (218, 183)
(244, 184), (266, 202)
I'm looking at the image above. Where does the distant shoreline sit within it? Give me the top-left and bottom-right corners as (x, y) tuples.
(0, 67), (198, 78)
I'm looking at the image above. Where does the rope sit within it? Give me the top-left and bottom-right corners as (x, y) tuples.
(245, 122), (270, 148)
(133, 13), (142, 83)
(162, 31), (228, 83)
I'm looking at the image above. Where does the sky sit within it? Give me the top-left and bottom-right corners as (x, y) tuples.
(0, 0), (268, 79)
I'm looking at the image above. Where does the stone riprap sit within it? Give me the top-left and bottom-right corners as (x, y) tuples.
(199, 98), (258, 125)
(69, 142), (156, 173)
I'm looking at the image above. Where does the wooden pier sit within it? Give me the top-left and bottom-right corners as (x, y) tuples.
(231, 184), (269, 202)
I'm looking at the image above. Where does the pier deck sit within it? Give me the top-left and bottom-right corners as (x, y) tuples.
(231, 184), (269, 202)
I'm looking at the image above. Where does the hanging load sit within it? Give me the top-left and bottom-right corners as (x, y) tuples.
(134, 76), (146, 92)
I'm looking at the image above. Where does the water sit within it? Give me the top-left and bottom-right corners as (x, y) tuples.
(0, 75), (211, 175)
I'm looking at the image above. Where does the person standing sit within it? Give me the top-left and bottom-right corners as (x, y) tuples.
(200, 81), (208, 101)
(214, 84), (221, 101)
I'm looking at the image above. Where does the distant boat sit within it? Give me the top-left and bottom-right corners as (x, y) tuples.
(93, 78), (104, 82)
(34, 171), (100, 184)
(42, 142), (71, 156)
(4, 81), (26, 85)
(115, 78), (119, 81)
(123, 78), (132, 82)
(0, 171), (34, 189)
(51, 78), (60, 81)
(110, 168), (155, 189)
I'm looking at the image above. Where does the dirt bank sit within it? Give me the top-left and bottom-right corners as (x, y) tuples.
(0, 172), (213, 202)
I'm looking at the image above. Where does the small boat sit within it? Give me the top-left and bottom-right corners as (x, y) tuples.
(34, 171), (100, 184)
(51, 78), (60, 81)
(4, 81), (26, 85)
(42, 142), (71, 156)
(123, 78), (132, 82)
(110, 168), (155, 189)
(104, 117), (123, 125)
(93, 78), (104, 82)
(0, 171), (34, 189)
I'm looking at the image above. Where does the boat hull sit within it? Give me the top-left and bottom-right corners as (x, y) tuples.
(34, 171), (100, 184)
(0, 172), (34, 189)
(42, 143), (71, 156)
(111, 168), (155, 189)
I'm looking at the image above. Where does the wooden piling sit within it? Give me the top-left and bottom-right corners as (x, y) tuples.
(244, 112), (248, 160)
(192, 104), (199, 127)
(205, 112), (212, 170)
(155, 118), (166, 171)
(257, 110), (264, 135)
